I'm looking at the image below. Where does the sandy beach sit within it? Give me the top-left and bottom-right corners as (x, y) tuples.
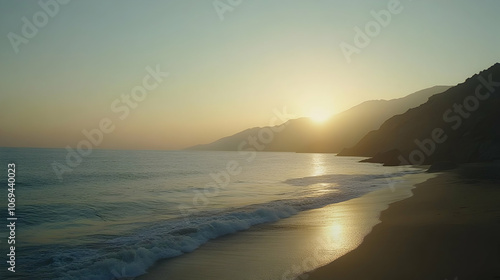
(135, 172), (434, 280)
(304, 163), (500, 280)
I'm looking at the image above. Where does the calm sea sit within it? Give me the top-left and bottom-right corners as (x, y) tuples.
(0, 148), (419, 280)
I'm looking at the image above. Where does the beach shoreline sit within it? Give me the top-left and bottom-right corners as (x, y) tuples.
(135, 171), (434, 280)
(303, 163), (500, 280)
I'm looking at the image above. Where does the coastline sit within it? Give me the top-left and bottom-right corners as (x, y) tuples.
(135, 172), (434, 280)
(303, 164), (500, 279)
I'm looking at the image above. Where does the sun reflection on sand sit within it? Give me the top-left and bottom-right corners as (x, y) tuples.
(328, 223), (343, 241)
(319, 207), (354, 254)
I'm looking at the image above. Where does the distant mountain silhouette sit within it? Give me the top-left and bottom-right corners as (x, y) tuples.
(187, 86), (451, 153)
(187, 117), (321, 152)
(339, 63), (500, 166)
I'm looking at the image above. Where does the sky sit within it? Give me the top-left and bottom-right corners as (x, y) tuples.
(0, 0), (499, 150)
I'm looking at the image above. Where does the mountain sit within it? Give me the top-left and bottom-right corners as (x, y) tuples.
(187, 117), (322, 152)
(338, 63), (500, 166)
(187, 86), (451, 153)
(306, 86), (452, 153)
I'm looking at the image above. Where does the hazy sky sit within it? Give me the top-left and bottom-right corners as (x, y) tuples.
(0, 0), (499, 150)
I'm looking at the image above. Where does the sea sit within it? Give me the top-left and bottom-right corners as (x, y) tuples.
(0, 147), (423, 280)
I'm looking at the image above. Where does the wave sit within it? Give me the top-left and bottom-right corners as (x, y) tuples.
(30, 170), (419, 280)
(47, 206), (297, 280)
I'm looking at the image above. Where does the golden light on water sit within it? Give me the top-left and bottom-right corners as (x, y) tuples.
(328, 223), (343, 240)
(315, 203), (366, 256)
(324, 223), (345, 253)
(311, 153), (327, 177)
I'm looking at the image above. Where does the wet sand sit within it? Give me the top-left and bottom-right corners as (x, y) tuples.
(304, 165), (500, 280)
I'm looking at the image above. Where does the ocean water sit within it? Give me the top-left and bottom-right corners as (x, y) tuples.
(0, 148), (420, 280)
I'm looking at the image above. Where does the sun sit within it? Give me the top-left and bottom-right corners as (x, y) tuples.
(309, 109), (331, 123)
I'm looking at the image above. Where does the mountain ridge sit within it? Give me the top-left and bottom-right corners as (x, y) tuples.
(338, 63), (500, 165)
(186, 86), (451, 153)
